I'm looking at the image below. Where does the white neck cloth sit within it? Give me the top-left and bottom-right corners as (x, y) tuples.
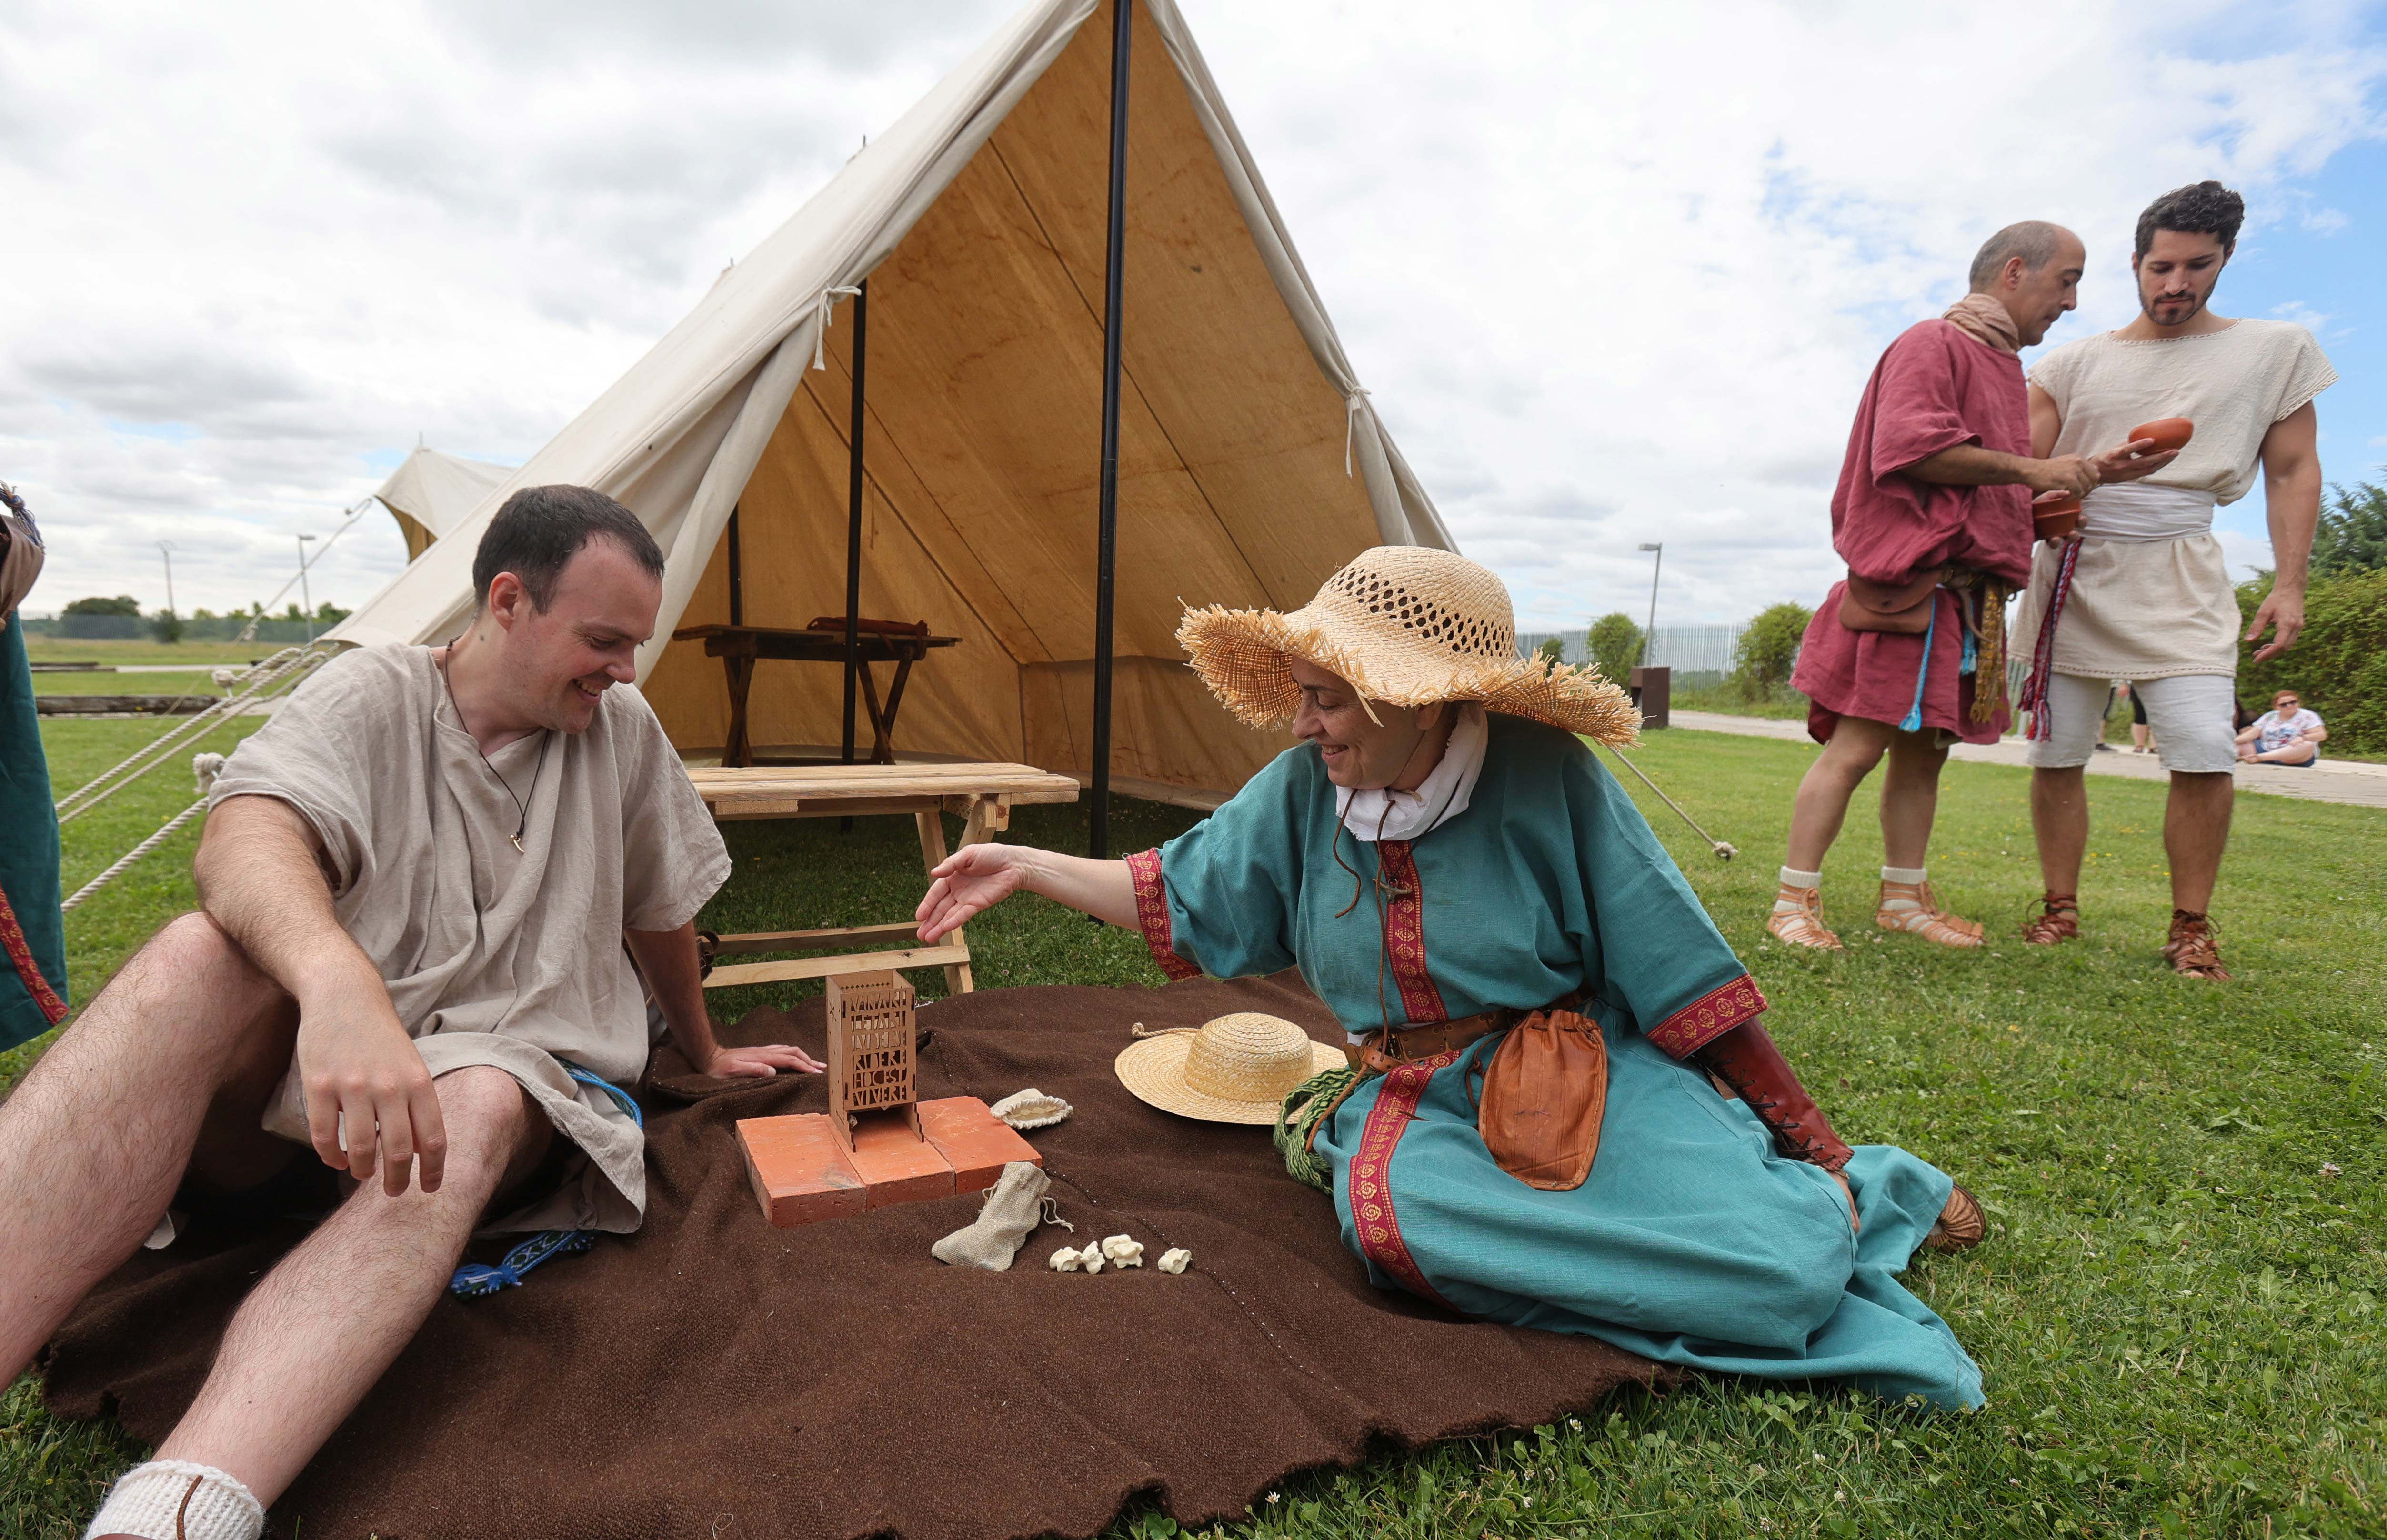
(1334, 702), (1487, 843)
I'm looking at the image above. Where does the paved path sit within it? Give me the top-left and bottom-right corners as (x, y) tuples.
(1669, 710), (2387, 810)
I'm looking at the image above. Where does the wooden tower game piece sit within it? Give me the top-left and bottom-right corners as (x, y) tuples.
(826, 970), (922, 1149)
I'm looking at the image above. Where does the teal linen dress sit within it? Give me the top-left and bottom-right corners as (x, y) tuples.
(1124, 714), (1983, 1409)
(1, 610), (69, 1052)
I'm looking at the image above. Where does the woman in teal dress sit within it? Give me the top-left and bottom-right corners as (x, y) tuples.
(917, 546), (1986, 1409)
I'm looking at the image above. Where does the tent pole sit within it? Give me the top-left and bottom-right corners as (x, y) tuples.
(842, 280), (868, 771)
(1089, 0), (1131, 861)
(726, 505), (743, 627)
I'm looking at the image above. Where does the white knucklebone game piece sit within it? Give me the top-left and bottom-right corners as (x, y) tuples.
(1157, 1247), (1192, 1275)
(1049, 1246), (1083, 1272)
(1078, 1240), (1106, 1274)
(1100, 1233), (1144, 1267)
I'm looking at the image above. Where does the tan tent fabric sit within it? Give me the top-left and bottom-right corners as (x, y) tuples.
(329, 0), (1450, 799)
(373, 445), (517, 562)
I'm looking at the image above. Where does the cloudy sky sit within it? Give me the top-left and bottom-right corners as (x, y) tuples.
(5, 0), (2382, 632)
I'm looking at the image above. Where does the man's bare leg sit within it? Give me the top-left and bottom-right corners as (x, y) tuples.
(1877, 730), (1950, 868)
(1874, 730), (1981, 945)
(0, 913), (295, 1383)
(138, 1065), (549, 1512)
(1783, 716), (1897, 872)
(1773, 716), (1898, 949)
(2023, 766), (2089, 942)
(2155, 770), (2237, 978)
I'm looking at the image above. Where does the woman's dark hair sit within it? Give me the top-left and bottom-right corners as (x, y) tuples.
(471, 485), (665, 610)
(2135, 180), (2245, 259)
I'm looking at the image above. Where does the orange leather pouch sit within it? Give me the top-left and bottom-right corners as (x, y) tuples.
(1475, 1009), (1608, 1191)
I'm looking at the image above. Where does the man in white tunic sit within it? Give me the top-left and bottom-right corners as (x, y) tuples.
(2013, 181), (2335, 979)
(0, 486), (820, 1540)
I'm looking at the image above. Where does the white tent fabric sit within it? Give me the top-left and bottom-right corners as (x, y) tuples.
(329, 0), (1451, 797)
(373, 445), (517, 562)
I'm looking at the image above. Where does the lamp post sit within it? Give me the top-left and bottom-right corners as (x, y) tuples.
(1637, 542), (1663, 668)
(154, 540), (176, 620)
(297, 534), (317, 643)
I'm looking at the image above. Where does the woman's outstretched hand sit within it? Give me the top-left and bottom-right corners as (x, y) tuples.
(917, 842), (1035, 942)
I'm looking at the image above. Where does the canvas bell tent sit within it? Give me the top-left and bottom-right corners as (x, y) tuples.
(373, 445), (518, 562)
(328, 0), (1451, 805)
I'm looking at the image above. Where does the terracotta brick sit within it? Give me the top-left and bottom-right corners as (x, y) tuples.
(847, 1113), (956, 1209)
(738, 1114), (867, 1228)
(917, 1097), (1043, 1193)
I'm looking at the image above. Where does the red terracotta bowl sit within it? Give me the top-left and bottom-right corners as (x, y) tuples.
(2034, 493), (2082, 542)
(2129, 417), (2194, 454)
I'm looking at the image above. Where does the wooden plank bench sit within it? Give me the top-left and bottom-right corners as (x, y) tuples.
(686, 761), (1081, 995)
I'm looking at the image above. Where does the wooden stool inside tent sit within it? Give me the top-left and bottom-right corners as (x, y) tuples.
(672, 618), (959, 769)
(688, 761), (1079, 995)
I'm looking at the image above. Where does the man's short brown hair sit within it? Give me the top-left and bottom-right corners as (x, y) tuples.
(471, 485), (664, 611)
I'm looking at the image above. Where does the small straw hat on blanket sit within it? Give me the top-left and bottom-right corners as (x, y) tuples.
(1116, 1014), (1346, 1124)
(1176, 545), (1640, 745)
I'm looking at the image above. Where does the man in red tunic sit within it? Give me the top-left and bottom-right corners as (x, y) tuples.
(1769, 222), (2177, 950)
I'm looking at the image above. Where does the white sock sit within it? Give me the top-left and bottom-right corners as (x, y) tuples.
(1881, 865), (1929, 886)
(85, 1460), (264, 1540)
(1777, 866), (1822, 890)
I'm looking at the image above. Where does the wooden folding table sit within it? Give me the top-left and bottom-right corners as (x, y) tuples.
(671, 622), (960, 768)
(686, 761), (1081, 996)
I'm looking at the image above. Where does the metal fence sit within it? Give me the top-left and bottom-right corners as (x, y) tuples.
(1516, 624), (1745, 674)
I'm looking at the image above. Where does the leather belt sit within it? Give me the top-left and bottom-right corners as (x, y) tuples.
(1342, 992), (1586, 1076)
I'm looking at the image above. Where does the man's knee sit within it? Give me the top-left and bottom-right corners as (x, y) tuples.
(429, 1069), (548, 1187)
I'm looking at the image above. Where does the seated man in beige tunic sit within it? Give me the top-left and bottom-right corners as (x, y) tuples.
(2013, 180), (2333, 980)
(0, 485), (820, 1540)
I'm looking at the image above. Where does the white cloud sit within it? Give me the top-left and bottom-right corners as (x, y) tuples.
(3, 0), (2382, 630)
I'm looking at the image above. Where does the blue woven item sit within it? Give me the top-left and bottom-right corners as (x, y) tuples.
(446, 1063), (640, 1299)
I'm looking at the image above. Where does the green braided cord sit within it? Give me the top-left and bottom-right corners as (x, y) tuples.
(1276, 1065), (1362, 1193)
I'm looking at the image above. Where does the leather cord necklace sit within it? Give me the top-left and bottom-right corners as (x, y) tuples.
(438, 642), (552, 854)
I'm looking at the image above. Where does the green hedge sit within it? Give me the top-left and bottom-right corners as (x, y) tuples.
(2237, 568), (2387, 759)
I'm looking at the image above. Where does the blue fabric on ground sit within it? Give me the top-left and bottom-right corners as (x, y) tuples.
(0, 610), (68, 1052)
(1315, 1022), (1984, 1410)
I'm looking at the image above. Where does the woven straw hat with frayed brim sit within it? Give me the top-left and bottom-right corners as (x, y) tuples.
(1115, 1013), (1346, 1125)
(1177, 545), (1641, 747)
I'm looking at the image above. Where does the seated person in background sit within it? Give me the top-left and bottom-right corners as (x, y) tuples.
(2238, 689), (2326, 765)
(0, 485), (819, 1540)
(919, 547), (1988, 1411)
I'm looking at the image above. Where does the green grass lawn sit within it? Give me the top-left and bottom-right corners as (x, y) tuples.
(23, 637), (282, 666)
(27, 670), (223, 697)
(4, 721), (2382, 1538)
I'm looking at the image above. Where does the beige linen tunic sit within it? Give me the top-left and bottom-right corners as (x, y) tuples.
(2014, 320), (2337, 679)
(205, 645), (731, 1234)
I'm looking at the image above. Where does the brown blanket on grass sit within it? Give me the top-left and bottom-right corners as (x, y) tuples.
(41, 972), (1667, 1540)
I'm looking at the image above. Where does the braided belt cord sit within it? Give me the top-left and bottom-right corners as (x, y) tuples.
(2018, 540), (2083, 740)
(1276, 1066), (1362, 1192)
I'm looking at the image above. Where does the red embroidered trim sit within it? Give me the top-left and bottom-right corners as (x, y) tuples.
(1123, 848), (1200, 981)
(0, 882), (67, 1027)
(1374, 840), (1447, 1025)
(1645, 973), (1768, 1059)
(1348, 1049), (1459, 1311)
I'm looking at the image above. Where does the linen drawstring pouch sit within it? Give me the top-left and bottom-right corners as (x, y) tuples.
(931, 1160), (1050, 1271)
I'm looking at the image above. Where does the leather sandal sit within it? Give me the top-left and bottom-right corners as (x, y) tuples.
(2019, 893), (2078, 946)
(2162, 910), (2230, 981)
(1766, 883), (1842, 950)
(1923, 1183), (1986, 1253)
(1875, 880), (1984, 948)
